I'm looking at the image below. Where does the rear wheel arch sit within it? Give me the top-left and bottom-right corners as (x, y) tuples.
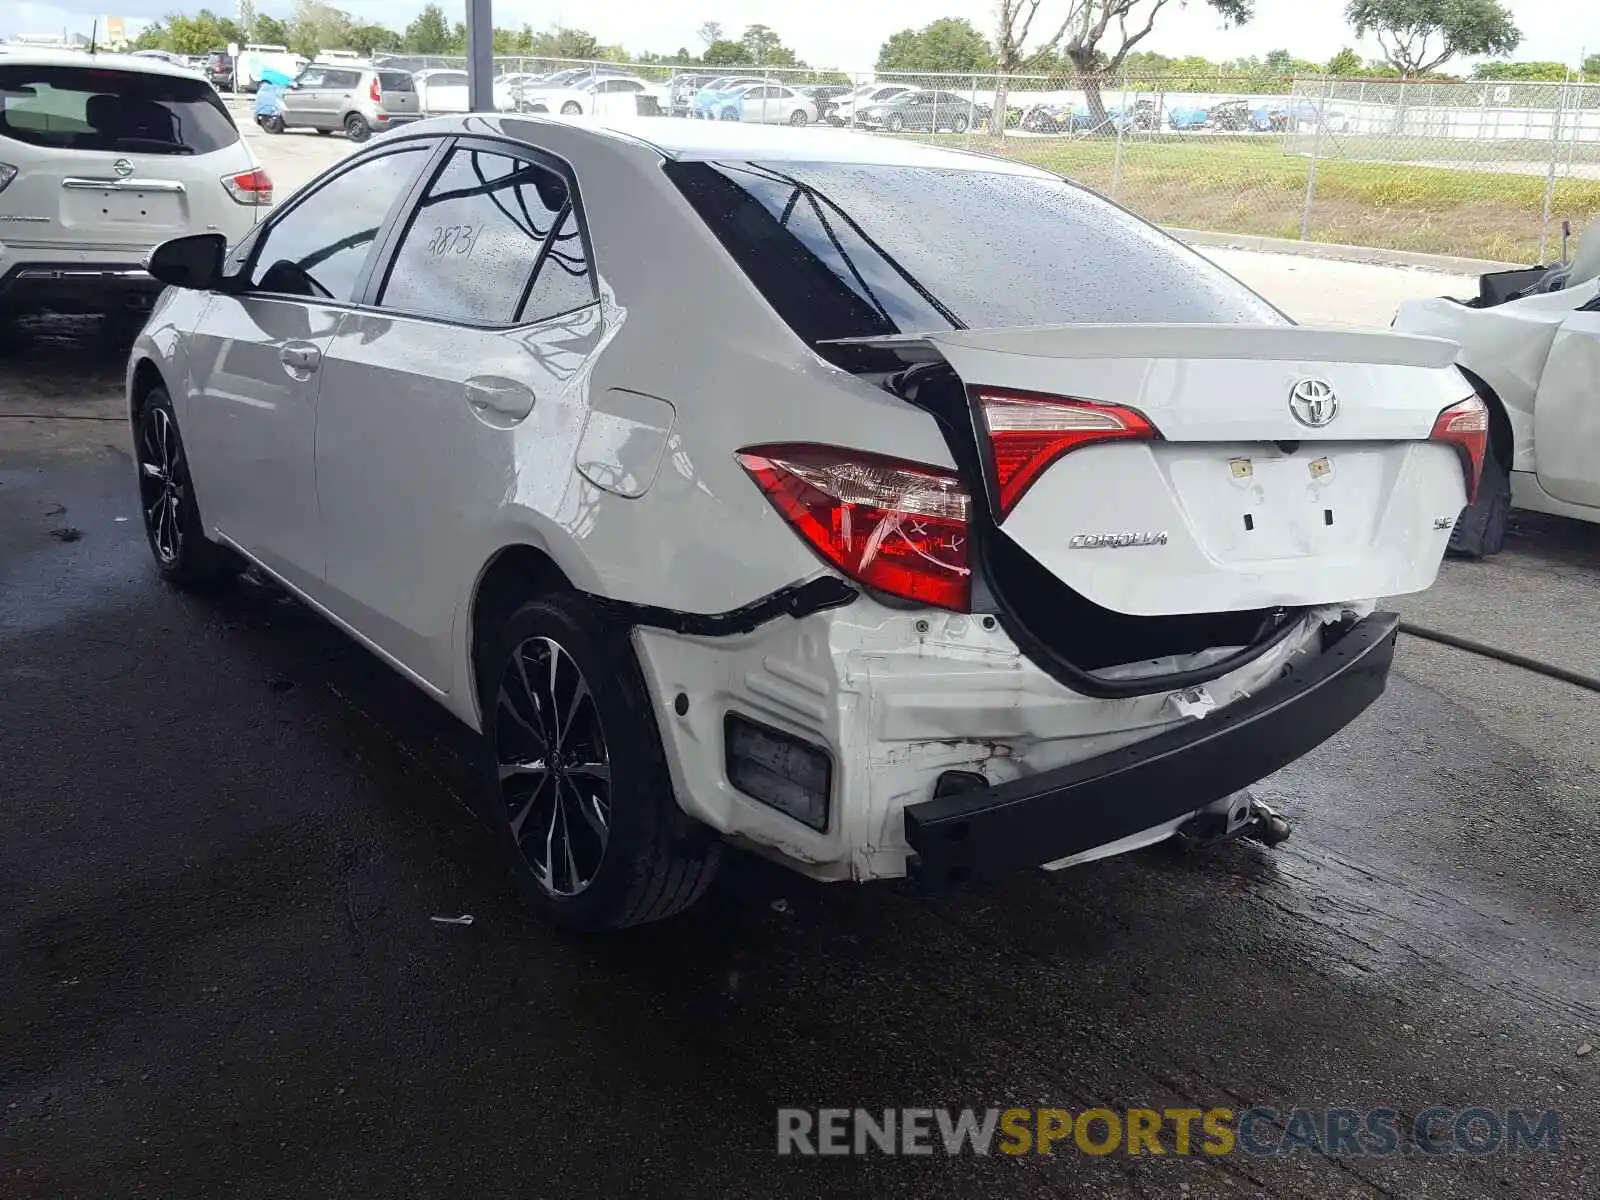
(468, 544), (575, 721)
(1455, 364), (1515, 469)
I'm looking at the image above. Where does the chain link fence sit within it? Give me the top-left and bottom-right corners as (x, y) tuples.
(363, 55), (1600, 264)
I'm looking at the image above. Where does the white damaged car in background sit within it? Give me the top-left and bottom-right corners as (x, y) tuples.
(1392, 222), (1600, 557)
(124, 118), (1482, 930)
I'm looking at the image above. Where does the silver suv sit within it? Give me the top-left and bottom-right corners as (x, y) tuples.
(276, 65), (419, 142)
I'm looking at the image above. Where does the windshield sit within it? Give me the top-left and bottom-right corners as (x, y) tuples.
(0, 64), (239, 154)
(666, 160), (1284, 371)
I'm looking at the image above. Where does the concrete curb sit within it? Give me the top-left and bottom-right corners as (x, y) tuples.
(1168, 227), (1520, 277)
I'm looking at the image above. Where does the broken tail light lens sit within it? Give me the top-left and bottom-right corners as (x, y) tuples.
(736, 444), (971, 611)
(1429, 395), (1489, 503)
(975, 389), (1159, 518)
(221, 167), (273, 206)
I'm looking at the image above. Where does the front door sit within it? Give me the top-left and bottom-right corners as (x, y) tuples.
(183, 143), (436, 591)
(1532, 306), (1600, 510)
(313, 141), (603, 688)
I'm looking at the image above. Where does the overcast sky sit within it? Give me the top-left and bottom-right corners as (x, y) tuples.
(2, 0), (1588, 72)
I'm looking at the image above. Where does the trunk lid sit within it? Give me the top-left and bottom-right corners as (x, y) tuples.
(835, 323), (1473, 616)
(375, 71), (419, 117)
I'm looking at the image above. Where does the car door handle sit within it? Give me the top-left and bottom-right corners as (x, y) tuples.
(280, 345), (321, 371)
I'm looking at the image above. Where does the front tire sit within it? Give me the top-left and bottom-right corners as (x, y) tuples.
(952, 113), (970, 133)
(344, 113), (372, 142)
(482, 593), (721, 930)
(788, 108), (809, 126)
(1447, 436), (1511, 559)
(258, 115), (285, 135)
(134, 387), (242, 587)
(885, 113), (905, 133)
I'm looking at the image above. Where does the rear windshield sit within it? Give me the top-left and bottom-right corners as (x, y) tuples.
(666, 160), (1284, 370)
(377, 71), (415, 92)
(0, 65), (239, 154)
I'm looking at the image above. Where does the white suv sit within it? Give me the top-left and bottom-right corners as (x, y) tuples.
(125, 118), (1480, 931)
(0, 50), (269, 324)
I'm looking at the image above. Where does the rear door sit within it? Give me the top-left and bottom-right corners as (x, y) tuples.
(318, 69), (364, 127)
(1531, 307), (1600, 509)
(183, 143), (435, 593)
(592, 78), (645, 118)
(0, 62), (249, 257)
(313, 138), (603, 687)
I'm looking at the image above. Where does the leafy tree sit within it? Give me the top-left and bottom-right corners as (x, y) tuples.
(254, 14), (290, 45)
(349, 24), (400, 55)
(1471, 60), (1569, 81)
(403, 4), (452, 54)
(877, 18), (995, 73)
(702, 38), (747, 66)
(697, 22), (723, 48)
(1345, 0), (1520, 77)
(992, 0), (1254, 131)
(1327, 47), (1362, 75)
(738, 24), (798, 66)
(529, 26), (602, 60)
(1585, 53), (1600, 79)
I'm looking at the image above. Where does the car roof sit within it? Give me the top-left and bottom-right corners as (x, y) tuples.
(0, 48), (207, 77)
(410, 113), (1055, 176)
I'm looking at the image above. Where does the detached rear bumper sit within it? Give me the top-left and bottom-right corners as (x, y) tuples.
(904, 612), (1400, 886)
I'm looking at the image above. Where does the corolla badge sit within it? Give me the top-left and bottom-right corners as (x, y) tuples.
(1288, 378), (1338, 427)
(1069, 531), (1169, 549)
(112, 158), (135, 178)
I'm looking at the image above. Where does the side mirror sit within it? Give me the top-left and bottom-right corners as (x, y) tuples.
(145, 233), (227, 291)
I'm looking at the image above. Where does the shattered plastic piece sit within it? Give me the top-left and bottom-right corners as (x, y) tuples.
(770, 899), (790, 913)
(1579, 1043), (1594, 1058)
(1168, 686), (1216, 720)
(430, 914), (474, 926)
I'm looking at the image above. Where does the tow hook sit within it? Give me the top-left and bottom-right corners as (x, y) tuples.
(1176, 790), (1292, 849)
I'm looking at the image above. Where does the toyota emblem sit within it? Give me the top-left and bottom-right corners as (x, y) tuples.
(112, 158), (135, 178)
(1288, 378), (1338, 427)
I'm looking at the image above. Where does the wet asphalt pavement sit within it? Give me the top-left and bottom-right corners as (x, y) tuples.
(3, 318), (1599, 1199)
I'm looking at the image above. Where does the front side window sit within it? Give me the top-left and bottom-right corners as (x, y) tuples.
(250, 147), (430, 301)
(0, 64), (239, 154)
(666, 159), (1284, 371)
(377, 146), (596, 325)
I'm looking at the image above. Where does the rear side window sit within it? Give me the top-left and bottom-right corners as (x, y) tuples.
(665, 160), (1283, 369)
(0, 65), (239, 154)
(325, 70), (362, 90)
(378, 72), (414, 92)
(377, 146), (596, 326)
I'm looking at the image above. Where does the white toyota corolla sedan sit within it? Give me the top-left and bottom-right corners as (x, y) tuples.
(126, 115), (1483, 930)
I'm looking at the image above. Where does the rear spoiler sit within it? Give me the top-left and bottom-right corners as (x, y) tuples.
(821, 323), (1461, 370)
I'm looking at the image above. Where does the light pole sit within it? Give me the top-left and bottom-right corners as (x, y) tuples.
(466, 0), (493, 112)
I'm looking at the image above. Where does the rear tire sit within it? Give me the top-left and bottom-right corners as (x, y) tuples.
(788, 108), (809, 126)
(886, 113), (905, 133)
(134, 387), (243, 588)
(561, 101), (582, 116)
(1447, 435), (1510, 559)
(952, 113), (970, 133)
(481, 593), (721, 931)
(344, 113), (372, 142)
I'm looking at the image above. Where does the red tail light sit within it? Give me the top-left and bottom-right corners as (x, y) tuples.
(221, 167), (273, 206)
(736, 444), (971, 611)
(975, 389), (1159, 517)
(370, 77), (382, 104)
(1429, 395), (1489, 503)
